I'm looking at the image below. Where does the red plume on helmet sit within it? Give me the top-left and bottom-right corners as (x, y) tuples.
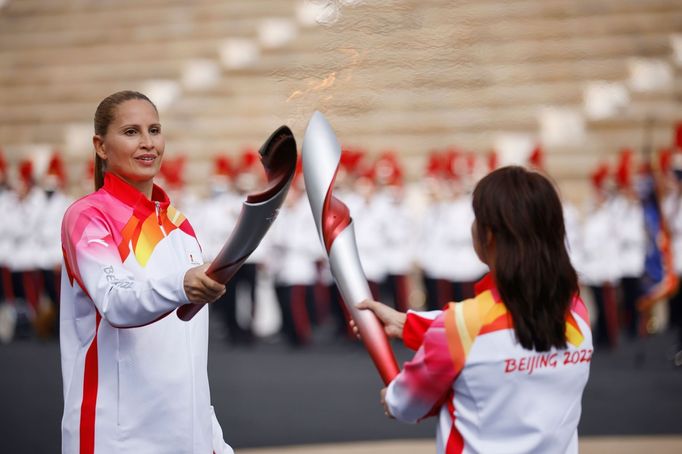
(487, 150), (498, 173)
(160, 155), (185, 189)
(340, 146), (365, 176)
(674, 122), (682, 150)
(614, 148), (633, 188)
(357, 158), (376, 184)
(239, 148), (266, 180)
(528, 145), (544, 170)
(0, 148), (7, 179)
(339, 150), (355, 174)
(86, 158), (95, 181)
(375, 151), (403, 187)
(465, 153), (477, 176)
(240, 148), (259, 171)
(658, 148), (672, 175)
(591, 163), (609, 190)
(443, 147), (466, 180)
(235, 147), (265, 188)
(46, 151), (67, 188)
(425, 151), (444, 178)
(213, 155), (233, 178)
(19, 159), (34, 187)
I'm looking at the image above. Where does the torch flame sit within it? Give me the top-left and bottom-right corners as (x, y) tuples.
(314, 72), (337, 90)
(287, 90), (305, 102)
(284, 48), (364, 112)
(287, 71), (338, 102)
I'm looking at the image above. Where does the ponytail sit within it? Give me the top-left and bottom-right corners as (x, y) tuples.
(94, 153), (105, 191)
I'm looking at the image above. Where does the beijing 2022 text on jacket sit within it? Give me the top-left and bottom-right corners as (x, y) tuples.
(386, 274), (592, 454)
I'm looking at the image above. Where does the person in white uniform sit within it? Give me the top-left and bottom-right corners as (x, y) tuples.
(271, 173), (322, 346)
(356, 166), (591, 454)
(60, 90), (232, 453)
(417, 152), (450, 311)
(222, 150), (265, 344)
(443, 189), (488, 300)
(37, 152), (74, 337)
(374, 153), (414, 313)
(579, 164), (621, 348)
(354, 167), (389, 300)
(7, 159), (47, 336)
(0, 151), (15, 342)
(562, 201), (583, 273)
(612, 150), (646, 338)
(189, 156), (244, 344)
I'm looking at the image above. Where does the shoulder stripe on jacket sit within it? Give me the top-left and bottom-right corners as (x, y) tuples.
(443, 290), (497, 376)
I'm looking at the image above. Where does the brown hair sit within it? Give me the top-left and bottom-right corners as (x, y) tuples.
(472, 166), (578, 352)
(93, 91), (157, 190)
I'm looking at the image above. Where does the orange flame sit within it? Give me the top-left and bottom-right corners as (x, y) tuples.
(287, 72), (338, 102)
(285, 48), (364, 104)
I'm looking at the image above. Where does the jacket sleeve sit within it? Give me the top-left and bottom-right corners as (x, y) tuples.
(62, 206), (193, 328)
(403, 310), (443, 350)
(386, 311), (456, 423)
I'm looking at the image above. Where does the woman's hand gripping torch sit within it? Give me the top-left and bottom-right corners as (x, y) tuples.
(177, 126), (297, 321)
(302, 111), (399, 385)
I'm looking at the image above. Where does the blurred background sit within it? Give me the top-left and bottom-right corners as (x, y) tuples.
(0, 0), (681, 452)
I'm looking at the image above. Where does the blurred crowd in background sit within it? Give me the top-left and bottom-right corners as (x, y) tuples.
(0, 123), (682, 365)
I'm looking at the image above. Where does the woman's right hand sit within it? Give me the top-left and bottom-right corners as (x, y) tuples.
(183, 264), (226, 305)
(351, 299), (407, 339)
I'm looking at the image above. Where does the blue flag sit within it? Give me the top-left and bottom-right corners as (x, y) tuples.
(638, 163), (677, 313)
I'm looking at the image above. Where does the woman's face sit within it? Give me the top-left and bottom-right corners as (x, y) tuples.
(94, 99), (164, 192)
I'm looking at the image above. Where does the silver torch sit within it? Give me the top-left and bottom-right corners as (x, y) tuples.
(177, 126), (297, 321)
(302, 111), (399, 385)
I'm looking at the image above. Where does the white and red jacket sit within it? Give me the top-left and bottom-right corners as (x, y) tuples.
(386, 275), (592, 454)
(60, 173), (232, 454)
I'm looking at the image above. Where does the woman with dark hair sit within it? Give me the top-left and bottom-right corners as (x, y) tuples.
(358, 166), (592, 453)
(60, 91), (233, 453)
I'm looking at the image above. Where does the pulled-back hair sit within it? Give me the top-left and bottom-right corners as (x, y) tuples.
(472, 166), (578, 351)
(93, 90), (157, 190)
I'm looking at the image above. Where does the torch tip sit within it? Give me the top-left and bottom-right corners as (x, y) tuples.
(308, 110), (329, 129)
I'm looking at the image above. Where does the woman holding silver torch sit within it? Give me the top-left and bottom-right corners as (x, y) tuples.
(357, 166), (592, 454)
(59, 91), (232, 453)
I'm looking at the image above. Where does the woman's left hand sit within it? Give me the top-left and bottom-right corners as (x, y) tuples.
(380, 387), (394, 419)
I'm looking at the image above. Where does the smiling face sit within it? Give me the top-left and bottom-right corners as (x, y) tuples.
(93, 99), (164, 197)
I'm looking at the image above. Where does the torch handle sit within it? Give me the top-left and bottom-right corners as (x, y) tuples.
(176, 258), (245, 321)
(329, 225), (400, 385)
(348, 301), (400, 385)
(176, 300), (202, 321)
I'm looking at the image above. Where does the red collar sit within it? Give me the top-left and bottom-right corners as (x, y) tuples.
(102, 172), (170, 216)
(474, 273), (501, 301)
